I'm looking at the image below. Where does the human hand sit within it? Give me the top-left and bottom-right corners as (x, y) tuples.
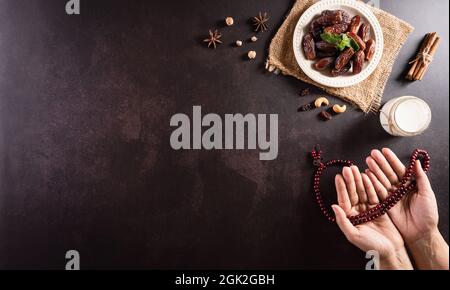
(332, 166), (413, 269)
(364, 148), (439, 244)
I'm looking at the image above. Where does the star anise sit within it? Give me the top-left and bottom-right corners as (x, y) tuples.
(253, 12), (269, 32)
(204, 30), (223, 49)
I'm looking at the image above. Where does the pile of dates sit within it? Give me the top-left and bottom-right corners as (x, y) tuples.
(302, 9), (376, 77)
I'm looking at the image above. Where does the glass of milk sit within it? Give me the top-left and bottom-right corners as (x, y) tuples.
(380, 96), (432, 137)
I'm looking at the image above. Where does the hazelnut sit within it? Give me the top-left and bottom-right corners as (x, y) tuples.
(235, 40), (243, 47)
(251, 36), (258, 42)
(225, 17), (234, 26)
(247, 50), (257, 59)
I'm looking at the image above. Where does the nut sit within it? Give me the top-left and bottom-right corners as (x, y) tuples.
(251, 36), (258, 42)
(247, 50), (257, 59)
(314, 97), (329, 108)
(225, 17), (234, 26)
(236, 40), (243, 47)
(332, 104), (347, 114)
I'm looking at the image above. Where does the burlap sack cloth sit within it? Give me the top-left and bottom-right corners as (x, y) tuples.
(267, 0), (414, 113)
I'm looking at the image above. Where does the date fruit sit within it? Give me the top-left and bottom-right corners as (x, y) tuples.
(364, 39), (376, 61)
(316, 41), (337, 53)
(352, 50), (365, 74)
(309, 19), (322, 36)
(324, 23), (349, 34)
(311, 27), (323, 40)
(358, 23), (370, 42)
(310, 10), (350, 39)
(317, 51), (337, 58)
(335, 47), (354, 70)
(314, 57), (335, 71)
(309, 21), (324, 39)
(310, 10), (344, 30)
(348, 15), (361, 34)
(347, 32), (366, 51)
(321, 10), (335, 16)
(322, 10), (350, 24)
(331, 62), (351, 77)
(302, 33), (316, 60)
(342, 11), (351, 24)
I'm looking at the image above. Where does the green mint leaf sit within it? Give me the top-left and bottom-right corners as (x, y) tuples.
(320, 32), (359, 51)
(336, 35), (349, 51)
(336, 41), (346, 51)
(320, 32), (341, 44)
(341, 34), (349, 42)
(349, 38), (360, 51)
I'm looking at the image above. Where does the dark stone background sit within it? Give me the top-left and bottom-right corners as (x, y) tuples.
(0, 0), (448, 269)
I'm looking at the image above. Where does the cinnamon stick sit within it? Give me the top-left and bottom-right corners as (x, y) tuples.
(413, 35), (438, 80)
(406, 33), (433, 80)
(418, 36), (441, 80)
(406, 32), (440, 81)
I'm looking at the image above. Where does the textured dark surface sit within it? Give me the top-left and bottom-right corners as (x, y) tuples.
(0, 0), (448, 269)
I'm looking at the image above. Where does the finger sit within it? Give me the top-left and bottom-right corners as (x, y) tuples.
(371, 149), (400, 184)
(366, 156), (392, 190)
(382, 148), (406, 178)
(335, 174), (352, 213)
(414, 161), (433, 194)
(365, 170), (389, 201)
(351, 165), (368, 204)
(362, 173), (379, 205)
(342, 166), (359, 206)
(332, 205), (360, 244)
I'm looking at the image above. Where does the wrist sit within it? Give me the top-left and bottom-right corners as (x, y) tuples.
(379, 247), (414, 270)
(406, 227), (441, 246)
(409, 228), (449, 270)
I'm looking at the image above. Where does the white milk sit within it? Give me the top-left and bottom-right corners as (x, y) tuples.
(380, 96), (431, 137)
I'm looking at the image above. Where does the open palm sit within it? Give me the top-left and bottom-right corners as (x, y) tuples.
(332, 166), (406, 257)
(365, 148), (439, 243)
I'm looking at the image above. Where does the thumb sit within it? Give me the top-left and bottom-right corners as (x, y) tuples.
(332, 205), (359, 244)
(414, 160), (433, 194)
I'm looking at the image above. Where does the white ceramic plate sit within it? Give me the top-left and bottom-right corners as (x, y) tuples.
(293, 0), (384, 88)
